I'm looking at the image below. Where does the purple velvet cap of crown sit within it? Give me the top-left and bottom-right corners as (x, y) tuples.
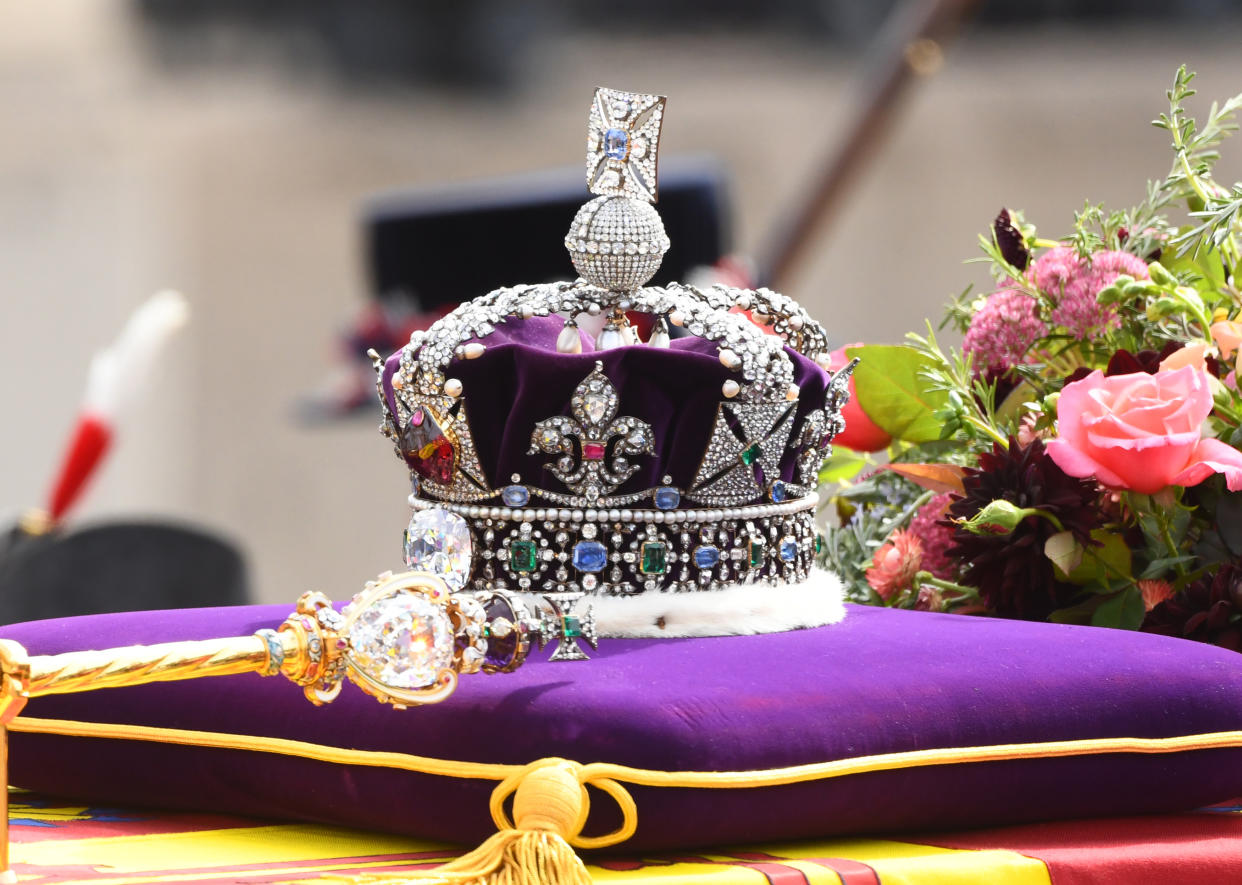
(8, 604), (1242, 849)
(382, 315), (830, 498)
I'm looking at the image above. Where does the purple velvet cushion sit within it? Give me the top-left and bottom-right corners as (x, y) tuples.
(7, 604), (1242, 850)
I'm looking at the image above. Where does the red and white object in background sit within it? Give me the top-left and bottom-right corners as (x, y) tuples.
(690, 254), (757, 293)
(45, 291), (190, 525)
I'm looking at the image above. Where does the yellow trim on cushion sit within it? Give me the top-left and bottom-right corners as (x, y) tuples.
(11, 715), (1242, 850)
(9, 716), (517, 780)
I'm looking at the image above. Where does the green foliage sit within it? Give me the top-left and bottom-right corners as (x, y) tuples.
(1054, 531), (1134, 587)
(846, 345), (950, 443)
(1090, 587), (1147, 631)
(1153, 65), (1242, 264)
(818, 471), (930, 603)
(818, 447), (868, 485)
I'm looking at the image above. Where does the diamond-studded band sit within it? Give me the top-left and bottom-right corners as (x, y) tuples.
(409, 491), (817, 525)
(409, 493), (818, 597)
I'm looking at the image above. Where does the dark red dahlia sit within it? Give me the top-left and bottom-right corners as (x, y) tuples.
(993, 208), (1030, 271)
(1064, 344), (1223, 386)
(1142, 563), (1242, 652)
(944, 437), (1100, 620)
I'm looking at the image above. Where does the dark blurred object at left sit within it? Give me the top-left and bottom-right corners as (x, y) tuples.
(0, 521), (249, 625)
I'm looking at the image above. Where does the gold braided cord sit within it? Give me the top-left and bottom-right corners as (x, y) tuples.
(24, 637), (277, 697)
(9, 716), (518, 781)
(11, 716), (1242, 850)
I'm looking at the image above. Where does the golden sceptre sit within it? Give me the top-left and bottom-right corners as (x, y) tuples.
(0, 570), (598, 880)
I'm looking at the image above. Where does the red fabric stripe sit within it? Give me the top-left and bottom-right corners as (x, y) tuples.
(914, 811), (1242, 885)
(802, 857), (883, 885)
(736, 862), (814, 884)
(733, 850), (879, 885)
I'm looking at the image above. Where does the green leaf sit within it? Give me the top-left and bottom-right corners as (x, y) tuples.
(1217, 490), (1242, 556)
(818, 448), (868, 485)
(1045, 531), (1083, 576)
(1049, 595), (1103, 625)
(1137, 556), (1197, 580)
(847, 345), (950, 443)
(1090, 587), (1147, 631)
(1165, 236), (1229, 289)
(1056, 530), (1133, 584)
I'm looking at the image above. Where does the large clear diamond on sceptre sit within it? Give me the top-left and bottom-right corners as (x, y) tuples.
(346, 590), (455, 691)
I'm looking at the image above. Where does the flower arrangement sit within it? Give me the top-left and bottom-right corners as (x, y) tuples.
(820, 68), (1242, 650)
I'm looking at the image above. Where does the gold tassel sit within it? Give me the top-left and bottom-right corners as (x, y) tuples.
(343, 759), (599, 885)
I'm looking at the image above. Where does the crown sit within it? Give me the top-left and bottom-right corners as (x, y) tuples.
(374, 88), (853, 638)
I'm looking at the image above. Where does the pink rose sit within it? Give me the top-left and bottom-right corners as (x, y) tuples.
(1046, 367), (1242, 495)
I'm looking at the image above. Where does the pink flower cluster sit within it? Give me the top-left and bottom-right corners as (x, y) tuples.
(962, 289), (1046, 374)
(907, 492), (957, 580)
(1030, 247), (1149, 339)
(963, 247), (1150, 373)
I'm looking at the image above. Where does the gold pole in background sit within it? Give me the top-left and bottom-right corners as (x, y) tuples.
(757, 0), (977, 290)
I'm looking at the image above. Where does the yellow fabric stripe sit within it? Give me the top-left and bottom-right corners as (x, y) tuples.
(589, 862), (775, 883)
(8, 816), (1052, 885)
(11, 716), (1242, 790)
(11, 822), (449, 869)
(868, 850), (1049, 885)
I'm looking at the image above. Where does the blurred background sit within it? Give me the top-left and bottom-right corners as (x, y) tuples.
(3, 1), (1242, 607)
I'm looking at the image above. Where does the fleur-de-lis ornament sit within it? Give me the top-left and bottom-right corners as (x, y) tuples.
(529, 362), (653, 504)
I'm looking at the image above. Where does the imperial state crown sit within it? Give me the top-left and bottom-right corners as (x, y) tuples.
(375, 87), (852, 638)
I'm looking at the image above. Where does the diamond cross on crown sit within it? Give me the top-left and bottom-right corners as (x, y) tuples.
(585, 87), (666, 203)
